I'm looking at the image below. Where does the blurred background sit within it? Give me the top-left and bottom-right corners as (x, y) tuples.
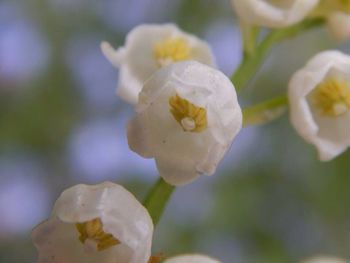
(0, 0), (350, 262)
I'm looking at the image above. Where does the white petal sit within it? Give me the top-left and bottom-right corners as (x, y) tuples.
(164, 254), (222, 263)
(32, 182), (153, 263)
(101, 41), (125, 68)
(116, 64), (143, 105)
(311, 110), (350, 160)
(196, 143), (228, 176)
(156, 157), (200, 186)
(304, 51), (350, 71)
(327, 12), (350, 41)
(127, 113), (154, 158)
(231, 0), (319, 28)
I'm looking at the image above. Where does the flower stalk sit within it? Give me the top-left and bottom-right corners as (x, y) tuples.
(143, 178), (175, 225)
(240, 21), (260, 57)
(243, 95), (288, 127)
(232, 18), (325, 92)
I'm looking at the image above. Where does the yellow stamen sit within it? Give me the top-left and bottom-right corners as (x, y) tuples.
(76, 218), (120, 251)
(169, 94), (207, 132)
(310, 76), (350, 117)
(153, 38), (191, 67)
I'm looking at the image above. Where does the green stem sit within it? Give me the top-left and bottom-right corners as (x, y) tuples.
(243, 95), (288, 127)
(240, 21), (260, 57)
(232, 18), (325, 92)
(143, 178), (175, 225)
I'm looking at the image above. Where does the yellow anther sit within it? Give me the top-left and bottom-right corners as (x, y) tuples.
(310, 76), (350, 117)
(169, 94), (207, 132)
(76, 218), (120, 251)
(153, 38), (191, 67)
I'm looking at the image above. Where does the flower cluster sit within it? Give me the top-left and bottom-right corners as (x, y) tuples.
(32, 182), (222, 263)
(33, 22), (242, 262)
(32, 0), (350, 261)
(103, 24), (242, 186)
(229, 0), (350, 160)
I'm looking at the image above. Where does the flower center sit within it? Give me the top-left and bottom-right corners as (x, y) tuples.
(310, 76), (350, 117)
(76, 218), (120, 252)
(169, 94), (207, 132)
(153, 38), (191, 67)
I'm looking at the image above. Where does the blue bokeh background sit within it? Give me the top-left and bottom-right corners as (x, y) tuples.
(0, 0), (350, 262)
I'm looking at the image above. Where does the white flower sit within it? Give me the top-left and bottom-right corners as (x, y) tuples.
(101, 24), (216, 105)
(301, 256), (348, 263)
(230, 0), (319, 28)
(127, 61), (242, 186)
(288, 50), (350, 161)
(32, 182), (153, 263)
(163, 254), (221, 263)
(327, 12), (350, 41)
